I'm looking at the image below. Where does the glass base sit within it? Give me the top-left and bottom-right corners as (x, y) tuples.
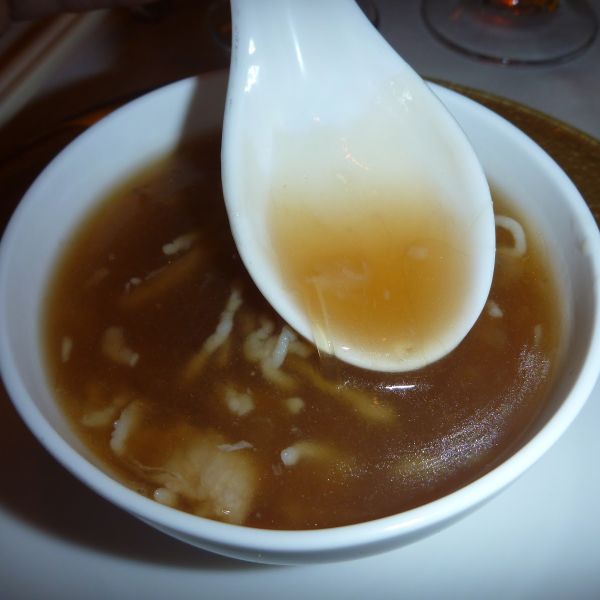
(422, 0), (598, 65)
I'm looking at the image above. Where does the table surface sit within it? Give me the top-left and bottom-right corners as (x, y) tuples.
(1, 2), (600, 598)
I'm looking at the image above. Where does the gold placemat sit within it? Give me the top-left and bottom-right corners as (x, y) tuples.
(441, 82), (600, 227)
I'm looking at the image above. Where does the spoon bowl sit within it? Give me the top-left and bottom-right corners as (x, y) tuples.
(222, 0), (495, 372)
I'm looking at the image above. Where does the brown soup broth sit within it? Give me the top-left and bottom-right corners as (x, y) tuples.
(43, 134), (560, 530)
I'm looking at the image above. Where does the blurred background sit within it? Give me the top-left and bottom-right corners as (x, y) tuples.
(1, 0), (599, 165)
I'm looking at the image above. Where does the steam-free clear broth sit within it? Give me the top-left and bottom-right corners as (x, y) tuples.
(271, 185), (472, 364)
(44, 134), (560, 530)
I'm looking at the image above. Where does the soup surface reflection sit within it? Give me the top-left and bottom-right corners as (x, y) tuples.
(44, 134), (560, 530)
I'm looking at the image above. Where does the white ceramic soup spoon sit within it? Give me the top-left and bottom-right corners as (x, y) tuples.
(221, 0), (495, 372)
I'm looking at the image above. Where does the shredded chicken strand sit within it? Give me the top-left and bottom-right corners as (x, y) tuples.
(162, 231), (198, 256)
(120, 246), (206, 309)
(110, 402), (142, 456)
(101, 326), (139, 367)
(182, 288), (243, 381)
(242, 320), (298, 389)
(286, 355), (395, 423)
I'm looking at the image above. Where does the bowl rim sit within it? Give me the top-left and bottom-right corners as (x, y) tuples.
(1, 71), (600, 559)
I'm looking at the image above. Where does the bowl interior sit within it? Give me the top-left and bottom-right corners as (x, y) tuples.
(1, 71), (599, 562)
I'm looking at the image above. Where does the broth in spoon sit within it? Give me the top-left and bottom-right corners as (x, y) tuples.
(222, 0), (495, 371)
